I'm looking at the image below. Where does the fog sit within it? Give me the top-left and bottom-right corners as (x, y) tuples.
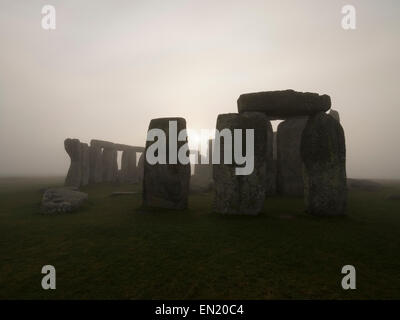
(0, 0), (399, 179)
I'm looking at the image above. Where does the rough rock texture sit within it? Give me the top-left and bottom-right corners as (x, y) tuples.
(80, 143), (90, 186)
(329, 109), (340, 123)
(102, 148), (118, 182)
(301, 112), (347, 216)
(137, 152), (144, 182)
(41, 187), (88, 214)
(265, 124), (276, 195)
(237, 89), (331, 119)
(64, 138), (82, 188)
(89, 141), (103, 184)
(213, 112), (269, 215)
(142, 117), (190, 209)
(276, 117), (308, 196)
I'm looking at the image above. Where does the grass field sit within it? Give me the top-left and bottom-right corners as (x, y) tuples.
(0, 177), (399, 299)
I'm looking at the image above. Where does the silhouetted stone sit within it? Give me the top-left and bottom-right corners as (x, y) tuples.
(213, 112), (269, 215)
(102, 148), (118, 182)
(237, 90), (331, 119)
(276, 117), (308, 196)
(137, 152), (144, 182)
(41, 187), (88, 214)
(265, 123), (276, 195)
(329, 109), (340, 123)
(191, 140), (214, 193)
(386, 194), (400, 200)
(301, 112), (347, 216)
(89, 141), (103, 184)
(80, 143), (90, 186)
(142, 117), (190, 210)
(64, 138), (82, 188)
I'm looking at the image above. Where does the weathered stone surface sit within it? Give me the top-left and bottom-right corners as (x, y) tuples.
(41, 187), (88, 214)
(89, 141), (103, 184)
(80, 143), (90, 186)
(237, 90), (331, 119)
(213, 112), (269, 215)
(142, 117), (190, 209)
(137, 152), (144, 182)
(301, 112), (347, 216)
(102, 148), (118, 182)
(329, 109), (340, 123)
(64, 138), (82, 188)
(276, 117), (308, 196)
(264, 124), (275, 196)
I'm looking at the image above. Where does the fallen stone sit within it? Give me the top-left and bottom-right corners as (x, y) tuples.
(80, 143), (90, 186)
(41, 187), (88, 214)
(301, 112), (347, 216)
(110, 191), (139, 197)
(347, 178), (383, 192)
(386, 194), (400, 200)
(237, 89), (331, 119)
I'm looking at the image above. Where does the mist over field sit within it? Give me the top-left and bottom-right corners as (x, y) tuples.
(0, 0), (399, 179)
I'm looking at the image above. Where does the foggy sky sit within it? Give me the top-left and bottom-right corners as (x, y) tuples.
(0, 0), (399, 179)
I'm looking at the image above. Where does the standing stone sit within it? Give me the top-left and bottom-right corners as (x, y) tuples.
(265, 125), (276, 195)
(276, 117), (308, 196)
(329, 109), (340, 123)
(142, 117), (190, 210)
(213, 112), (269, 215)
(137, 152), (144, 182)
(64, 138), (82, 188)
(301, 112), (347, 216)
(120, 149), (137, 183)
(191, 139), (214, 193)
(102, 148), (118, 182)
(89, 141), (103, 183)
(80, 143), (90, 186)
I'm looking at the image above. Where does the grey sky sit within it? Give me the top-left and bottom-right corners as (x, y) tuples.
(0, 0), (399, 178)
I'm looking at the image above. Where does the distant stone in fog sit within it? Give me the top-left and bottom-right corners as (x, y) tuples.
(64, 138), (82, 188)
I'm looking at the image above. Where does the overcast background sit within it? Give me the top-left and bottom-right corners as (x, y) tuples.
(0, 0), (399, 179)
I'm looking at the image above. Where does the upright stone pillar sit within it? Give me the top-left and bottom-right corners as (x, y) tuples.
(80, 143), (90, 186)
(64, 138), (82, 188)
(265, 124), (275, 195)
(301, 112), (347, 216)
(102, 148), (118, 182)
(276, 117), (308, 196)
(142, 117), (190, 210)
(213, 112), (270, 215)
(89, 141), (103, 183)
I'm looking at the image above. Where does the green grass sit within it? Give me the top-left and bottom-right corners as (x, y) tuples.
(0, 177), (399, 299)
